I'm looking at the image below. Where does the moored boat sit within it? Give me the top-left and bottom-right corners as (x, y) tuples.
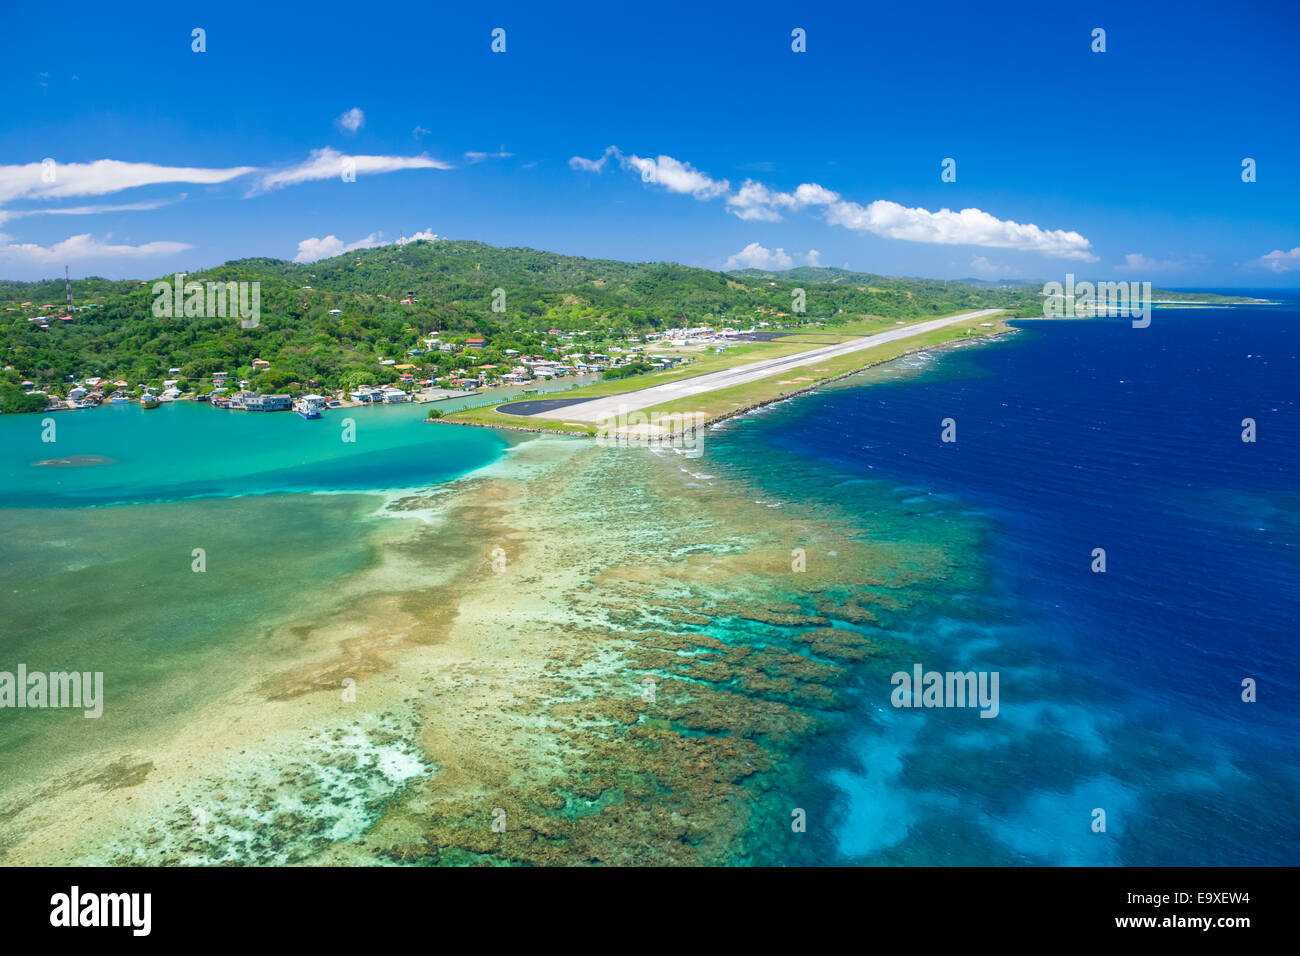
(140, 394), (160, 409)
(294, 394), (325, 419)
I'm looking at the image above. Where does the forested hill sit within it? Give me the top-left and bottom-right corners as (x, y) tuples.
(1, 238), (1044, 406)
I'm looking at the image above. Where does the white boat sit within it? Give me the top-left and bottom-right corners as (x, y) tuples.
(294, 394), (325, 419)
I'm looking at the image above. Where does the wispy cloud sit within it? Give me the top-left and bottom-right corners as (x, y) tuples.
(334, 107), (365, 134)
(0, 232), (192, 264)
(251, 148), (451, 193)
(571, 146), (1097, 261)
(0, 159), (253, 203)
(968, 255), (1017, 277)
(464, 147), (513, 163)
(568, 146), (619, 173)
(293, 228), (440, 263)
(0, 194), (185, 226)
(1116, 251), (1217, 274)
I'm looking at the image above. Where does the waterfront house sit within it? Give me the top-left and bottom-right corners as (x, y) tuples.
(241, 393), (292, 411)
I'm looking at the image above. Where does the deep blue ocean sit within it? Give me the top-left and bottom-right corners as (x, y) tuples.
(709, 296), (1299, 865)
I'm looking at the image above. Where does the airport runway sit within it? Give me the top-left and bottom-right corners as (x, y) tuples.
(523, 309), (1003, 422)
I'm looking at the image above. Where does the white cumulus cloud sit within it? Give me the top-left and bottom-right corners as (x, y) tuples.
(294, 233), (381, 263)
(623, 153), (729, 200)
(397, 228), (440, 244)
(824, 199), (1098, 261)
(293, 228), (441, 263)
(569, 146), (728, 199)
(335, 108), (365, 134)
(1258, 247), (1300, 272)
(570, 146), (1096, 261)
(724, 242), (793, 271)
(725, 179), (839, 221)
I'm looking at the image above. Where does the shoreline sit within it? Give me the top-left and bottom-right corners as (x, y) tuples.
(430, 323), (1021, 441)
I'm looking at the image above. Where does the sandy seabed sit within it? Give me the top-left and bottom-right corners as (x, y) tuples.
(4, 432), (961, 866)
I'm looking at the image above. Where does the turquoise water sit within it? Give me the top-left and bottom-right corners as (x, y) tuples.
(424, 373), (602, 414)
(1, 400), (509, 505)
(5, 304), (1295, 866)
(0, 402), (509, 797)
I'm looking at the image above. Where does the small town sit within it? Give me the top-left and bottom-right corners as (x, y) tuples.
(14, 315), (781, 415)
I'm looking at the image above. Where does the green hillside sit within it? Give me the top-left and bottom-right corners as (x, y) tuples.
(1, 239), (1045, 410)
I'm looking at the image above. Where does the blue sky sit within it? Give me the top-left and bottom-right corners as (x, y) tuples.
(2, 0), (1298, 284)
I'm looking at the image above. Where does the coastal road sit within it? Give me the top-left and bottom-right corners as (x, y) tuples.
(520, 309), (1003, 422)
